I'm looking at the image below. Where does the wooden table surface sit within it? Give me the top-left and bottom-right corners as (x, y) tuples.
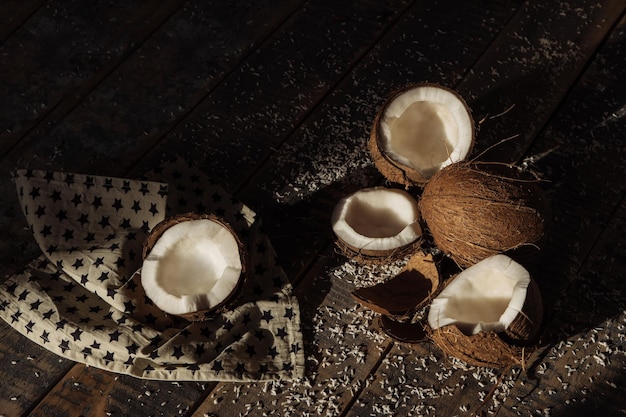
(1, 1), (625, 416)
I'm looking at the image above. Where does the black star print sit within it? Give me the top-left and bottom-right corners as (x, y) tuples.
(89, 305), (102, 314)
(42, 309), (54, 320)
(18, 289), (29, 301)
(56, 209), (68, 221)
(93, 257), (105, 267)
(109, 330), (122, 342)
(255, 264), (267, 276)
(255, 330), (266, 341)
(277, 327), (288, 339)
(126, 342), (139, 355)
(91, 340), (101, 350)
(46, 244), (57, 255)
(171, 346), (185, 360)
(148, 203), (159, 216)
(103, 351), (115, 362)
(77, 213), (89, 226)
(283, 362), (293, 372)
(92, 196), (103, 209)
(211, 192), (222, 202)
(122, 181), (131, 193)
(259, 364), (269, 373)
(40, 330), (50, 344)
(131, 200), (141, 213)
(65, 306), (78, 315)
(39, 225), (52, 237)
(112, 198), (124, 211)
(245, 344), (256, 357)
(64, 173), (74, 185)
(194, 344), (206, 357)
(98, 272), (110, 282)
(62, 228), (74, 241)
(80, 274), (89, 285)
(83, 176), (95, 189)
(30, 299), (43, 311)
(35, 205), (46, 217)
(58, 339), (70, 353)
(44, 171), (54, 183)
(84, 232), (96, 243)
(110, 242), (120, 251)
(106, 288), (117, 299)
(99, 216), (110, 228)
(211, 360), (224, 372)
(123, 300), (135, 313)
(235, 362), (246, 375)
(75, 294), (88, 303)
(158, 185), (168, 198)
(71, 328), (83, 341)
(273, 276), (284, 288)
(144, 313), (158, 324)
(50, 190), (62, 202)
(81, 346), (92, 359)
(139, 183), (150, 196)
(119, 218), (131, 229)
(25, 321), (35, 334)
(284, 308), (294, 319)
(71, 194), (82, 207)
(223, 320), (234, 331)
(268, 346), (279, 359)
(291, 343), (301, 354)
(11, 311), (22, 323)
(29, 187), (40, 199)
(261, 310), (274, 323)
(103, 178), (113, 191)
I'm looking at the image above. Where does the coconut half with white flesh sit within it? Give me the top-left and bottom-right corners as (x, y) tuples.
(141, 213), (246, 321)
(427, 254), (543, 368)
(369, 83), (474, 187)
(331, 187), (422, 262)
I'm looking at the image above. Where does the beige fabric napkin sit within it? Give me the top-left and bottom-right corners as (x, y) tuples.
(0, 159), (304, 381)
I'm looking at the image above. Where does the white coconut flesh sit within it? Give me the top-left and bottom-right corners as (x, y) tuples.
(381, 85), (473, 178)
(141, 219), (242, 315)
(331, 187), (421, 252)
(428, 254), (530, 335)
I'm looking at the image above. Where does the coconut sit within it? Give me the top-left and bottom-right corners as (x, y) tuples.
(427, 254), (543, 368)
(141, 213), (246, 321)
(369, 83), (474, 187)
(351, 251), (439, 320)
(419, 161), (549, 268)
(331, 187), (422, 262)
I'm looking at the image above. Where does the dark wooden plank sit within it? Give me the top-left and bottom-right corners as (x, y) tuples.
(0, 0), (46, 42)
(0, 324), (74, 417)
(190, 0), (526, 415)
(495, 14), (626, 416)
(0, 0), (186, 156)
(0, 0), (304, 277)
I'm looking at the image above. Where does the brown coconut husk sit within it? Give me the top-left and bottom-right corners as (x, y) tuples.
(351, 251), (440, 319)
(369, 83), (475, 188)
(419, 161), (549, 268)
(428, 324), (534, 369)
(142, 212), (247, 321)
(335, 237), (422, 266)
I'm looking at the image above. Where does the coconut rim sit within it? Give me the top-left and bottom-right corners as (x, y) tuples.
(376, 83), (475, 179)
(331, 187), (422, 253)
(141, 213), (246, 317)
(427, 254), (530, 335)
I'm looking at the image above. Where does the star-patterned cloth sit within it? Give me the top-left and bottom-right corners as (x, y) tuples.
(0, 160), (304, 381)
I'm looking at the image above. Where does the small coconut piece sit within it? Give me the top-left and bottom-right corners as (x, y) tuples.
(369, 83), (474, 187)
(420, 161), (549, 268)
(378, 316), (428, 344)
(427, 254), (543, 368)
(141, 213), (246, 321)
(331, 187), (422, 262)
(351, 251), (439, 319)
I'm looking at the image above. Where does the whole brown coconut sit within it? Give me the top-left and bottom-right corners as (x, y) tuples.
(369, 83), (475, 187)
(419, 161), (549, 268)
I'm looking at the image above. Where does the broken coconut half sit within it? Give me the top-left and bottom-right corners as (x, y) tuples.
(141, 213), (246, 321)
(369, 83), (474, 187)
(331, 187), (422, 262)
(427, 254), (543, 368)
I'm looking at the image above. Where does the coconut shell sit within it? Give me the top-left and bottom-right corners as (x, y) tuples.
(335, 237), (422, 265)
(419, 161), (549, 268)
(142, 212), (247, 321)
(429, 325), (532, 368)
(369, 83), (475, 187)
(351, 251), (439, 318)
(378, 316), (428, 344)
(502, 278), (544, 345)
